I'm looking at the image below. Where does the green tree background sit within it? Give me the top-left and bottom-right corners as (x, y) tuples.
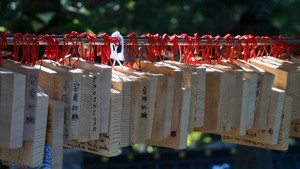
(0, 0), (299, 36)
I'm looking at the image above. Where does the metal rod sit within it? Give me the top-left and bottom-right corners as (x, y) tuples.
(1, 34), (300, 45)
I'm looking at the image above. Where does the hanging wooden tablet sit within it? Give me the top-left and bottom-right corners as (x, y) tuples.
(71, 58), (111, 134)
(65, 89), (122, 157)
(201, 68), (222, 132)
(0, 67), (26, 148)
(113, 70), (154, 143)
(0, 90), (49, 167)
(205, 65), (237, 132)
(152, 75), (174, 140)
(233, 59), (274, 130)
(139, 61), (183, 132)
(113, 71), (147, 144)
(40, 60), (82, 141)
(225, 87), (285, 145)
(78, 74), (93, 142)
(46, 99), (64, 169)
(222, 96), (292, 151)
(164, 61), (206, 130)
(128, 65), (173, 141)
(235, 78), (251, 136)
(35, 65), (72, 143)
(114, 66), (157, 140)
(260, 56), (300, 120)
(221, 76), (256, 136)
(2, 60), (39, 141)
(243, 72), (259, 130)
(111, 75), (131, 147)
(209, 64), (243, 129)
(201, 67), (235, 132)
(146, 88), (191, 149)
(249, 59), (299, 123)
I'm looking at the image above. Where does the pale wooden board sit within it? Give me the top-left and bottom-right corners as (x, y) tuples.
(231, 70), (244, 128)
(46, 100), (64, 169)
(290, 119), (300, 137)
(89, 73), (102, 140)
(0, 67), (26, 148)
(194, 67), (206, 128)
(34, 65), (72, 143)
(202, 69), (222, 132)
(63, 60), (102, 139)
(114, 66), (158, 140)
(222, 96), (292, 151)
(0, 91), (49, 167)
(227, 87), (285, 145)
(163, 61), (206, 129)
(268, 88), (286, 144)
(71, 58), (112, 134)
(145, 74), (172, 141)
(40, 60), (83, 141)
(111, 76), (131, 147)
(239, 79), (251, 136)
(208, 66), (236, 132)
(146, 88), (191, 149)
(162, 62), (193, 130)
(65, 89), (122, 157)
(233, 59), (275, 130)
(78, 74), (93, 142)
(243, 72), (259, 130)
(2, 60), (39, 141)
(249, 59), (297, 122)
(219, 78), (252, 136)
(139, 61), (183, 132)
(116, 72), (153, 144)
(260, 57), (300, 120)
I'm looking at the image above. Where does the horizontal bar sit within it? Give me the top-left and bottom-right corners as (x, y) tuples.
(1, 34), (300, 46)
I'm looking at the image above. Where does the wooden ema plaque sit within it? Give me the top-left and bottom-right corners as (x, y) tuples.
(115, 67), (175, 143)
(146, 88), (191, 149)
(0, 90), (49, 167)
(63, 61), (101, 140)
(255, 56), (300, 138)
(114, 66), (157, 141)
(78, 74), (93, 142)
(204, 65), (237, 132)
(113, 70), (152, 144)
(35, 64), (72, 143)
(149, 74), (173, 141)
(232, 59), (274, 130)
(40, 60), (83, 141)
(71, 58), (111, 134)
(61, 61), (93, 142)
(0, 67), (26, 148)
(211, 64), (245, 130)
(46, 100), (64, 169)
(222, 96), (292, 151)
(65, 67), (102, 141)
(224, 87), (285, 145)
(126, 65), (173, 141)
(2, 60), (39, 141)
(164, 61), (206, 131)
(65, 89), (122, 157)
(249, 58), (298, 122)
(198, 67), (236, 133)
(111, 75), (131, 147)
(139, 61), (183, 132)
(259, 56), (300, 120)
(112, 72), (140, 145)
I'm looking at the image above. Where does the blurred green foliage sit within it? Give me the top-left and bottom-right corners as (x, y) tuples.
(0, 0), (299, 36)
